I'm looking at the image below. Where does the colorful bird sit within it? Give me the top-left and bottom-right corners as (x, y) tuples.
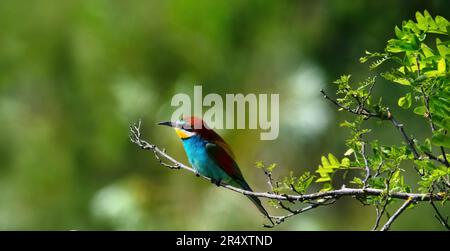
(158, 116), (273, 225)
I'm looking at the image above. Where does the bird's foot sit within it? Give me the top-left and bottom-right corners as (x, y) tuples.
(195, 171), (200, 177)
(211, 179), (222, 187)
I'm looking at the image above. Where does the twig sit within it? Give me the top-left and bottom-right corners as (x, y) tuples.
(430, 201), (450, 230)
(271, 199), (337, 225)
(372, 169), (394, 230)
(362, 80), (376, 105)
(373, 160), (384, 178)
(373, 206), (382, 230)
(271, 204), (319, 225)
(424, 151), (449, 167)
(380, 197), (415, 231)
(263, 168), (276, 192)
(429, 184), (450, 230)
(320, 89), (378, 118)
(372, 202), (387, 231)
(386, 108), (420, 160)
(261, 168), (298, 219)
(360, 140), (371, 188)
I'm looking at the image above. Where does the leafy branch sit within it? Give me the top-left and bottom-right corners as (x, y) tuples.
(130, 10), (450, 230)
(130, 120), (445, 229)
(319, 10), (450, 230)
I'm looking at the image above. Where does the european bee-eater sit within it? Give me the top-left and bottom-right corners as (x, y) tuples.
(158, 116), (273, 225)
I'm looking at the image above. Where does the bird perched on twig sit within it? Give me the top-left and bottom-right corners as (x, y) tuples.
(158, 116), (274, 226)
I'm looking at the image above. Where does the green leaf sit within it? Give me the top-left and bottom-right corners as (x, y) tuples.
(393, 78), (411, 86)
(413, 106), (427, 116)
(404, 20), (421, 34)
(369, 177), (386, 189)
(430, 98), (450, 118)
(392, 170), (401, 181)
(344, 148), (354, 156)
(316, 177), (331, 183)
(303, 175), (314, 190)
(394, 25), (403, 39)
(441, 117), (450, 130)
(340, 120), (355, 128)
(321, 183), (333, 192)
(421, 43), (434, 57)
(316, 165), (333, 177)
(435, 15), (450, 32)
(424, 57), (446, 77)
(267, 163), (277, 172)
(351, 177), (363, 186)
(416, 11), (427, 30)
(255, 161), (265, 169)
(431, 133), (450, 148)
(268, 199), (279, 208)
(328, 153), (340, 167)
(425, 10), (437, 26)
(398, 93), (412, 109)
(418, 138), (432, 153)
(387, 39), (416, 53)
(437, 57), (446, 73)
(341, 157), (350, 167)
(436, 38), (449, 57)
(321, 156), (330, 167)
(424, 138), (432, 152)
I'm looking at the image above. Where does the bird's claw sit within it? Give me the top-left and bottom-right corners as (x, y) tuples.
(211, 179), (222, 187)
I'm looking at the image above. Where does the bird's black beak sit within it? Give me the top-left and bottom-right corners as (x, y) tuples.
(157, 121), (175, 127)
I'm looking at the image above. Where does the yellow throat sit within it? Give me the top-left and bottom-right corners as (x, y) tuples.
(174, 128), (193, 139)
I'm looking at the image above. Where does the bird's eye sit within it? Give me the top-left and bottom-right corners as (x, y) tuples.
(175, 119), (184, 128)
(175, 119), (192, 131)
(181, 124), (194, 131)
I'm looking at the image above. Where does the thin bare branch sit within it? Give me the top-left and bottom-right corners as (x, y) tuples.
(380, 198), (415, 231)
(423, 151), (449, 167)
(271, 199), (336, 225)
(372, 169), (395, 231)
(385, 108), (421, 160)
(373, 160), (384, 178)
(360, 140), (371, 188)
(430, 201), (450, 230)
(320, 89), (378, 118)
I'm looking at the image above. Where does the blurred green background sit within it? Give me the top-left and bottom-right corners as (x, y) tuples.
(0, 0), (449, 230)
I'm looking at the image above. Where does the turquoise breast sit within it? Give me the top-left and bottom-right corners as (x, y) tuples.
(181, 135), (233, 184)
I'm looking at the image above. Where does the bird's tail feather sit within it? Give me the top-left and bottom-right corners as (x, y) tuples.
(235, 179), (274, 226)
(246, 194), (275, 226)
